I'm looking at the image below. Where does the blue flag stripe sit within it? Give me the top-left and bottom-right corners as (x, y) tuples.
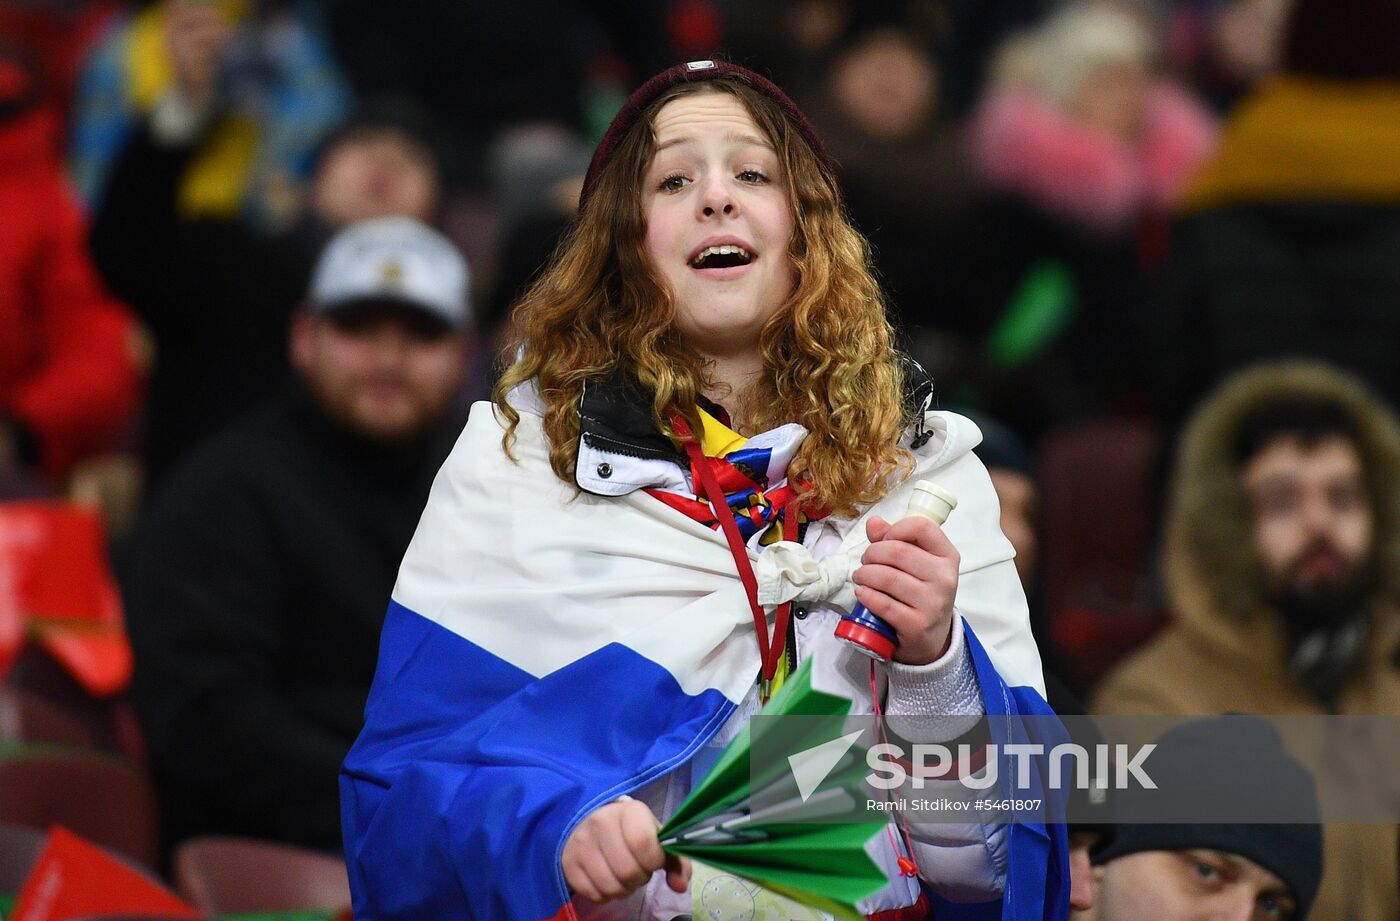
(342, 601), (735, 919)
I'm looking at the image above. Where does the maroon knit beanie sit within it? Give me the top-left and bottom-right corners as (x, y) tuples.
(578, 59), (835, 211)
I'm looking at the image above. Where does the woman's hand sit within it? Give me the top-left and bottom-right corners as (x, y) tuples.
(562, 799), (692, 903)
(853, 515), (960, 665)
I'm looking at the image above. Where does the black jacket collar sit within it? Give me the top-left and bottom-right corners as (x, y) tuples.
(576, 355), (936, 464)
(577, 366), (735, 465)
(578, 367), (687, 464)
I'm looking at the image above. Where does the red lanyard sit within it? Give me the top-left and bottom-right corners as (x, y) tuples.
(670, 412), (798, 693)
(673, 413), (926, 887)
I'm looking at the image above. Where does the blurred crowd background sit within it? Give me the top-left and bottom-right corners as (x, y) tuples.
(3, 0), (1400, 917)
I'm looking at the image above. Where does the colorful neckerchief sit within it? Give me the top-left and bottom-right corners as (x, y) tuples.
(646, 408), (828, 699)
(646, 407), (823, 547)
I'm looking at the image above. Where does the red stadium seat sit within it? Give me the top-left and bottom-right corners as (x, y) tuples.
(0, 687), (100, 747)
(0, 821), (47, 890)
(173, 836), (351, 914)
(65, 916), (206, 921)
(0, 745), (159, 869)
(3, 648), (148, 761)
(1038, 416), (1168, 691)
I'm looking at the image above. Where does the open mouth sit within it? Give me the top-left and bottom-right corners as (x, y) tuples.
(690, 244), (754, 270)
(1301, 550), (1343, 575)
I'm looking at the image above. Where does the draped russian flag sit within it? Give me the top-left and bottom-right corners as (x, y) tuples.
(340, 402), (1066, 921)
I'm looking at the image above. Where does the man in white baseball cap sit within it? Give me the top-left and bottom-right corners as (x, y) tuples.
(123, 216), (472, 852)
(297, 216), (470, 441)
(310, 216), (469, 330)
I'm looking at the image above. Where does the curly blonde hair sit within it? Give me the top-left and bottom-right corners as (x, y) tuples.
(492, 75), (913, 518)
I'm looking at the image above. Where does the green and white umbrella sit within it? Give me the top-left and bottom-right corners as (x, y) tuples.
(658, 659), (893, 920)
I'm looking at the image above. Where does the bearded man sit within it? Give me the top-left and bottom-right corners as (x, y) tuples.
(1095, 361), (1400, 921)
